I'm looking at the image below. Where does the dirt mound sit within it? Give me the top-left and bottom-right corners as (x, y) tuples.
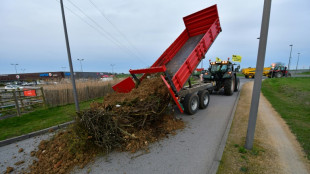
(27, 77), (185, 174)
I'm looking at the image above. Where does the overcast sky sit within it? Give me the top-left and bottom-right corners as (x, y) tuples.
(1, 0), (309, 74)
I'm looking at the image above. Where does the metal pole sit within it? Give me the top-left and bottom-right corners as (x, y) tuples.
(60, 0), (80, 112)
(111, 64), (115, 74)
(77, 59), (84, 72)
(287, 44), (293, 76)
(11, 64), (18, 74)
(245, 0), (272, 150)
(80, 60), (83, 72)
(296, 53), (300, 71)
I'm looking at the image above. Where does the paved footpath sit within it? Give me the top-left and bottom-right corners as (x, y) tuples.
(0, 78), (251, 174)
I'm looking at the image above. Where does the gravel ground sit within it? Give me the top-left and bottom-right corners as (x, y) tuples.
(0, 132), (56, 173)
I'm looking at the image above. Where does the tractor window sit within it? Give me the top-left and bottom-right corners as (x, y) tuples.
(211, 65), (220, 72)
(221, 65), (227, 71)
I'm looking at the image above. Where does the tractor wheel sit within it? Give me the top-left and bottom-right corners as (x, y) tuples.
(183, 93), (199, 115)
(275, 72), (282, 78)
(245, 75), (248, 78)
(234, 77), (240, 92)
(287, 73), (292, 77)
(252, 75), (255, 79)
(224, 76), (235, 96)
(198, 90), (210, 109)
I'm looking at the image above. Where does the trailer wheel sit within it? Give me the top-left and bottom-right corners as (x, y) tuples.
(224, 76), (234, 96)
(234, 77), (240, 92)
(245, 75), (248, 79)
(183, 93), (199, 115)
(208, 89), (213, 94)
(198, 90), (210, 109)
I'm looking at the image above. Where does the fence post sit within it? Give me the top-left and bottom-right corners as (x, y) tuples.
(13, 90), (21, 116)
(18, 89), (24, 112)
(40, 87), (47, 108)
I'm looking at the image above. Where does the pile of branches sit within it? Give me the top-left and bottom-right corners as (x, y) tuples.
(74, 76), (173, 153)
(27, 76), (185, 174)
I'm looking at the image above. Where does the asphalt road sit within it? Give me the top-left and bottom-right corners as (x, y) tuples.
(0, 77), (252, 174)
(75, 77), (252, 174)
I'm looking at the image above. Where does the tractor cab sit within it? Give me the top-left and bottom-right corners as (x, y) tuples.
(203, 59), (240, 95)
(206, 60), (234, 80)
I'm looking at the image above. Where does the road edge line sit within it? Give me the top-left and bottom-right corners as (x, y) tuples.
(0, 121), (74, 147)
(208, 88), (242, 174)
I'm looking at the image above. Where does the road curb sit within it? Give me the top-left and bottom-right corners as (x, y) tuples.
(0, 121), (74, 147)
(208, 87), (242, 174)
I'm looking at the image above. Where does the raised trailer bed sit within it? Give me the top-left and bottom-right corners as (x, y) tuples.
(113, 5), (222, 115)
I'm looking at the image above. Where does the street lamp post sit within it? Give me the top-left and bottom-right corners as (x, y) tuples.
(296, 53), (300, 71)
(60, 0), (80, 112)
(287, 44), (293, 76)
(245, 0), (272, 150)
(77, 59), (84, 72)
(111, 64), (115, 74)
(11, 63), (18, 74)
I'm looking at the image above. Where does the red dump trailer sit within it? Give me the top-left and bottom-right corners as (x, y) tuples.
(113, 5), (222, 115)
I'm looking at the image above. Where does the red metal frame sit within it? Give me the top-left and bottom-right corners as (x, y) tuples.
(172, 18), (221, 91)
(112, 77), (135, 93)
(160, 75), (183, 113)
(129, 66), (166, 74)
(113, 5), (221, 112)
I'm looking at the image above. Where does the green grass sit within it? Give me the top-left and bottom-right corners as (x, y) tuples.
(0, 97), (104, 141)
(261, 77), (310, 159)
(236, 73), (244, 77)
(115, 73), (131, 78)
(297, 71), (310, 75)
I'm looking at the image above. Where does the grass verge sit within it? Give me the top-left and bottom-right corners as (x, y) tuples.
(217, 82), (279, 174)
(261, 77), (310, 159)
(0, 97), (104, 141)
(297, 71), (310, 75)
(236, 72), (244, 77)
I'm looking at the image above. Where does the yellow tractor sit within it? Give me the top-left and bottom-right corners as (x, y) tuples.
(241, 67), (271, 78)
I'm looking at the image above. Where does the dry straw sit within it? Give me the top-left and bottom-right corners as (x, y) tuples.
(43, 79), (120, 107)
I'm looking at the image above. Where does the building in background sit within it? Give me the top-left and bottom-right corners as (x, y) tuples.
(0, 72), (112, 83)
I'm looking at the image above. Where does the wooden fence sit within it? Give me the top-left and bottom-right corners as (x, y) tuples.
(0, 88), (46, 118)
(0, 80), (120, 118)
(43, 80), (118, 107)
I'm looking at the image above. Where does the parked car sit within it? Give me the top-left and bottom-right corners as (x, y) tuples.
(4, 85), (24, 90)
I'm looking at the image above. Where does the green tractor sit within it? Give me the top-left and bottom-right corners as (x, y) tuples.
(203, 60), (240, 95)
